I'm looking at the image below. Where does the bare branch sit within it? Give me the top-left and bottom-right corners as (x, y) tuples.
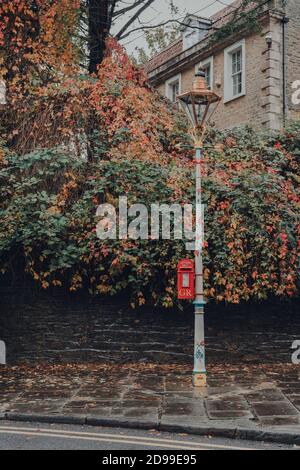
(108, 0), (117, 30)
(119, 19), (217, 41)
(115, 0), (156, 40)
(113, 0), (149, 17)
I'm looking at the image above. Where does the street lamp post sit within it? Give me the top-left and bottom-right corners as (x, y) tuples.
(178, 69), (221, 387)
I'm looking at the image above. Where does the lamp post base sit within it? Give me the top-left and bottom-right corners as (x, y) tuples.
(192, 372), (207, 387)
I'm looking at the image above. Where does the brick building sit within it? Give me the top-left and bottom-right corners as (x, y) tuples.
(145, 0), (300, 131)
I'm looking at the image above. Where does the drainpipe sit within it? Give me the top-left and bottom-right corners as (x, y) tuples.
(282, 15), (289, 126)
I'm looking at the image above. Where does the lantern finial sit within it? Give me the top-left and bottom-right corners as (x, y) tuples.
(193, 68), (208, 94)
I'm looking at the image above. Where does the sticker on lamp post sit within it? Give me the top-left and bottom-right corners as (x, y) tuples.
(0, 341), (6, 365)
(195, 342), (205, 361)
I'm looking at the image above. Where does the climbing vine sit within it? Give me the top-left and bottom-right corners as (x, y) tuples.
(0, 0), (81, 102)
(208, 0), (269, 47)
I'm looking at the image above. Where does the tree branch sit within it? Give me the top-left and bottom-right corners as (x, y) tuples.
(115, 0), (156, 40)
(108, 0), (117, 30)
(119, 19), (217, 41)
(113, 0), (149, 17)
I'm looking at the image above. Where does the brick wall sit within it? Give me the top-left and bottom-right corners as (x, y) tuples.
(286, 0), (300, 121)
(211, 31), (272, 130)
(158, 25), (285, 131)
(148, 0), (300, 131)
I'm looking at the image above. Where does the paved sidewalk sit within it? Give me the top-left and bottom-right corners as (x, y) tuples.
(1, 363), (300, 440)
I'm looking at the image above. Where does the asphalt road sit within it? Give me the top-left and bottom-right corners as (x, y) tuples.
(0, 421), (297, 450)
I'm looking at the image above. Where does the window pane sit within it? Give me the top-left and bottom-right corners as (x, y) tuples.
(238, 73), (242, 94)
(233, 72), (242, 96)
(237, 51), (242, 72)
(171, 82), (179, 102)
(169, 81), (179, 102)
(232, 55), (236, 75)
(232, 49), (242, 75)
(203, 65), (211, 89)
(231, 48), (243, 96)
(233, 75), (238, 96)
(234, 75), (238, 95)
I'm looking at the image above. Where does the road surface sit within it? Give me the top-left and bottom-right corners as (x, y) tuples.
(0, 421), (297, 450)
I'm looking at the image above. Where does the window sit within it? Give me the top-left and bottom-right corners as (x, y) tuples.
(170, 81), (179, 103)
(182, 17), (212, 51)
(232, 49), (242, 95)
(196, 56), (214, 90)
(165, 75), (181, 103)
(224, 40), (246, 103)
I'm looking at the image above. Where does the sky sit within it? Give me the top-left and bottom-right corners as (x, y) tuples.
(116, 0), (235, 55)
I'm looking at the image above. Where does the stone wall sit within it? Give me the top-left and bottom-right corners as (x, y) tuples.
(261, 12), (284, 131)
(0, 287), (299, 366)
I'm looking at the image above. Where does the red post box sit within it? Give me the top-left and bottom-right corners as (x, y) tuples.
(177, 259), (195, 300)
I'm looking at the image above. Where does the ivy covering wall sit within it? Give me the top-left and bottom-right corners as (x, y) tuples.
(0, 34), (299, 308)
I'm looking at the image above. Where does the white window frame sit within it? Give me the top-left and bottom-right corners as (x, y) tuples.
(165, 74), (182, 103)
(224, 39), (246, 103)
(195, 56), (214, 90)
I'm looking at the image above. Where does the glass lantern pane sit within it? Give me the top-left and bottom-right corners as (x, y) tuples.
(178, 94), (211, 128)
(196, 101), (209, 126)
(188, 102), (197, 127)
(179, 98), (196, 127)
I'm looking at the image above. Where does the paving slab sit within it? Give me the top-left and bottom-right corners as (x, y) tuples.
(251, 401), (299, 417)
(259, 416), (300, 427)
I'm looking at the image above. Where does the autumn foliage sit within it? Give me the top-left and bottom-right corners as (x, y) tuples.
(0, 1), (80, 85)
(0, 10), (299, 307)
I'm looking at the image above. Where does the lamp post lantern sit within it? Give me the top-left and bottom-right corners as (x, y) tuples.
(178, 69), (221, 387)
